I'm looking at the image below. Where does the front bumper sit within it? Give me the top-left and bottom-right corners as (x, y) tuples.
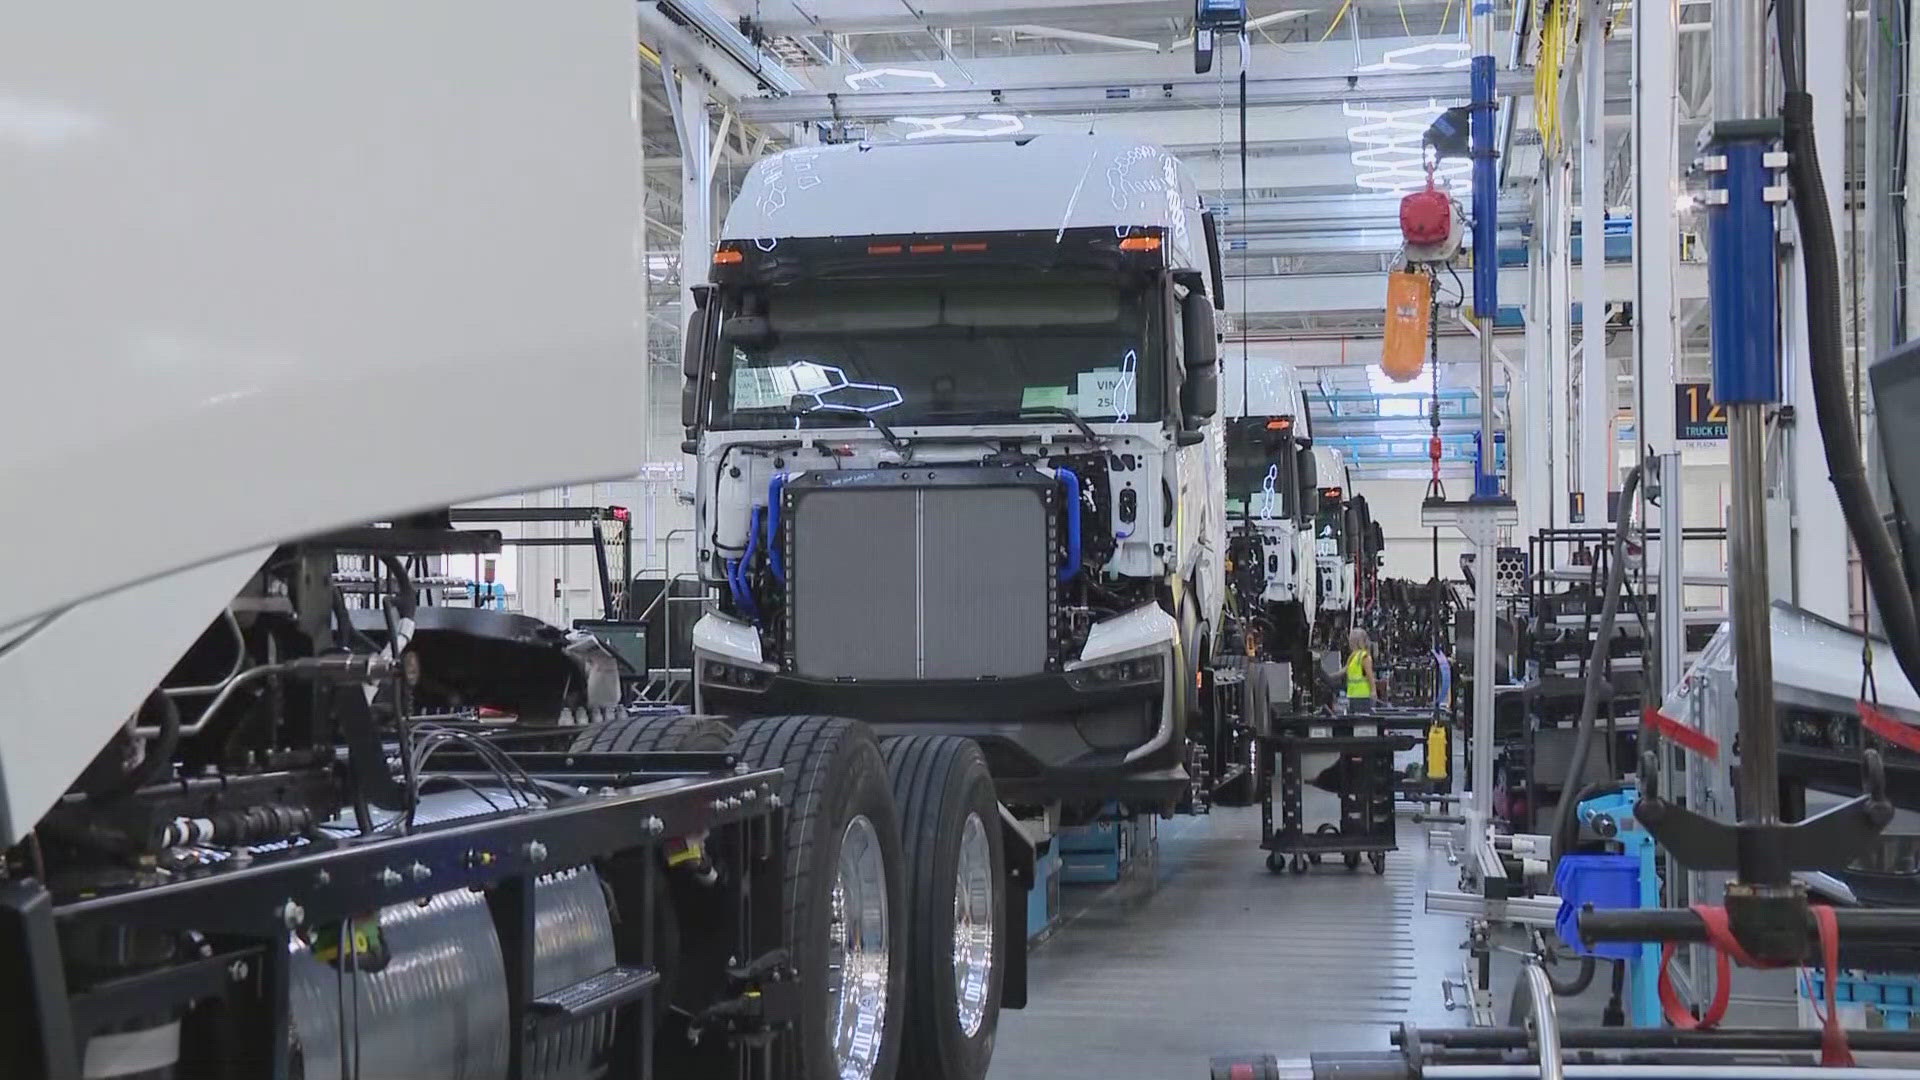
(694, 611), (1186, 806)
(701, 670), (1184, 804)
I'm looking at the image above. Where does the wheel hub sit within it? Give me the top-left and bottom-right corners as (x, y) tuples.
(951, 811), (995, 1039)
(827, 815), (889, 1079)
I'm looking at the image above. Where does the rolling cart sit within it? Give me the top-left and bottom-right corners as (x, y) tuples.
(1259, 709), (1423, 874)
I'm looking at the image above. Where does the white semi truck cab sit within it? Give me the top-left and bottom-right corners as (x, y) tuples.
(1313, 445), (1356, 617)
(684, 136), (1227, 808)
(1222, 360), (1319, 669)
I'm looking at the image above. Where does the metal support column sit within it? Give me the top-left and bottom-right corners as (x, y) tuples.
(1422, 499), (1519, 839)
(1547, 152), (1573, 529)
(1783, 0), (1851, 623)
(1523, 186), (1551, 540)
(1471, 0), (1502, 500)
(662, 63), (712, 337)
(1579, 0), (1611, 519)
(1657, 452), (1686, 701)
(1633, 0), (1679, 457)
(1705, 0), (1784, 826)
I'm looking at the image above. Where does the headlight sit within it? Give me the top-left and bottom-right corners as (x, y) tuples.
(1066, 652), (1163, 690)
(702, 658), (773, 691)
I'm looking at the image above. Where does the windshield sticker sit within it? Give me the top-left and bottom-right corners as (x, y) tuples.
(1259, 465), (1280, 520)
(1077, 363), (1137, 418)
(1022, 385), (1073, 410)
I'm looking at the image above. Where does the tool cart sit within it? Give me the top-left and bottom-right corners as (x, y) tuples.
(1259, 709), (1423, 874)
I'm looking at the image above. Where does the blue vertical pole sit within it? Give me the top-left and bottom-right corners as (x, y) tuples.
(1708, 139), (1781, 404)
(1470, 1), (1501, 500)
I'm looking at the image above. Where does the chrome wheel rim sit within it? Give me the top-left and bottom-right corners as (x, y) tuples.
(827, 815), (889, 1079)
(951, 811), (995, 1039)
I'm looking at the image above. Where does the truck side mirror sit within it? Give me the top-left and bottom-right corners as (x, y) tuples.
(1296, 447), (1319, 520)
(680, 285), (716, 453)
(1180, 288), (1219, 426)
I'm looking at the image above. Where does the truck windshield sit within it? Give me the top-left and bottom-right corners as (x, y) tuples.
(1225, 419), (1298, 520)
(707, 278), (1161, 430)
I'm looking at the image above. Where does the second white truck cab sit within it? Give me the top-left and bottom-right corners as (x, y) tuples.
(1313, 445), (1355, 619)
(1222, 358), (1319, 670)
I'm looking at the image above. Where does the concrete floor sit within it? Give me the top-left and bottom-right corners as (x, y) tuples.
(991, 807), (1464, 1077)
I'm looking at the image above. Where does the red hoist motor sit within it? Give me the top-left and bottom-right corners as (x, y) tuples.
(1401, 185), (1453, 247)
(1399, 171), (1464, 262)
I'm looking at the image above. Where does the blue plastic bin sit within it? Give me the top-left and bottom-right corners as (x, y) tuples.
(1554, 853), (1642, 959)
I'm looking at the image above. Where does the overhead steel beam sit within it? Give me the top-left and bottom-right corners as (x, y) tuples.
(650, 0), (807, 96)
(747, 0), (1191, 35)
(731, 66), (1535, 124)
(1224, 227), (1525, 257)
(1230, 262), (1706, 316)
(1213, 191), (1531, 227)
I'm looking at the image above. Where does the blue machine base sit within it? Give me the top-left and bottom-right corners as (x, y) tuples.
(1059, 812), (1156, 885)
(1028, 843), (1062, 943)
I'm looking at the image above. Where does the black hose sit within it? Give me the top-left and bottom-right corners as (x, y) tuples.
(1777, 2), (1920, 695)
(1542, 952), (1596, 997)
(1602, 958), (1628, 1027)
(380, 556), (418, 620)
(1548, 461), (1646, 868)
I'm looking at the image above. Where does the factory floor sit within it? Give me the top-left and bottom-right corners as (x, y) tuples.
(990, 806), (1464, 1078)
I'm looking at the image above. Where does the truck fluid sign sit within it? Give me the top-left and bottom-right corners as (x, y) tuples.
(1675, 382), (1727, 440)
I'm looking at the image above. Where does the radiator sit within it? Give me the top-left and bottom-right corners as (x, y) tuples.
(786, 471), (1054, 680)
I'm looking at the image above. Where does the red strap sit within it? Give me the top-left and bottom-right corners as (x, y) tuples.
(1658, 899), (1850, 1060)
(1812, 905), (1855, 1067)
(1861, 698), (1920, 753)
(1655, 903), (1855, 1065)
(1658, 939), (1731, 1029)
(1644, 706), (1721, 761)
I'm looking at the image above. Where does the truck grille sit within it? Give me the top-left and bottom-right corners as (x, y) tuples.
(784, 470), (1054, 680)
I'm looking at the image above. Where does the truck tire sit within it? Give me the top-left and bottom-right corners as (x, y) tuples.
(572, 711), (733, 1048)
(569, 712), (733, 753)
(880, 736), (1004, 1080)
(732, 716), (906, 1080)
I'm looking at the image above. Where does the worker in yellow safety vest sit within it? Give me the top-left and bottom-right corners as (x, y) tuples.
(1345, 628), (1376, 714)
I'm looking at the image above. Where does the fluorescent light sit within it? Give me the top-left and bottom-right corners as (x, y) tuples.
(999, 25), (1160, 52)
(845, 67), (946, 91)
(1359, 42), (1472, 73)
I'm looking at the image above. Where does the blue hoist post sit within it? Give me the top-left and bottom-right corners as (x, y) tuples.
(1468, 1), (1501, 500)
(1707, 1), (1790, 833)
(1706, 122), (1785, 405)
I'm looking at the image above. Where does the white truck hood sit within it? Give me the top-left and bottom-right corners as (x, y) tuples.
(0, 0), (645, 632)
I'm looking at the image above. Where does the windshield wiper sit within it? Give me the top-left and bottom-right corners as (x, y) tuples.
(920, 406), (1105, 444)
(775, 404), (911, 456)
